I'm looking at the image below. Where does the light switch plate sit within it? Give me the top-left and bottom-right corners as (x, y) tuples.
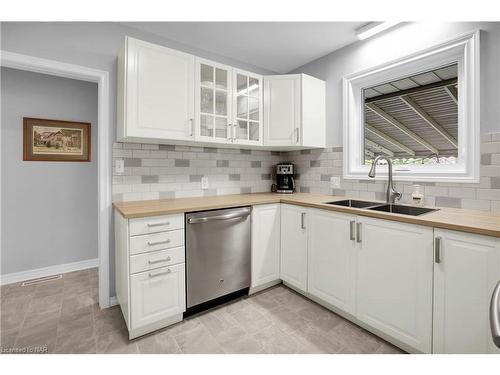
(201, 177), (209, 190)
(115, 159), (124, 174)
(330, 176), (341, 189)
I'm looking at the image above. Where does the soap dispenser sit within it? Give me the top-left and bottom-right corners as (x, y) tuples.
(411, 184), (424, 206)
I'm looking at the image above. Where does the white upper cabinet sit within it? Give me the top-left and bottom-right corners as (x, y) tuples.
(307, 209), (356, 315)
(355, 217), (433, 353)
(433, 229), (500, 354)
(264, 73), (326, 149)
(232, 69), (263, 146)
(117, 37), (195, 142)
(195, 58), (233, 144)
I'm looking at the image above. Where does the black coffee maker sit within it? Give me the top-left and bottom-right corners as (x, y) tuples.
(272, 162), (295, 194)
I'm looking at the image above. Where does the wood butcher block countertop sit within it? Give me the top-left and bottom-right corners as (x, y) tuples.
(113, 192), (500, 238)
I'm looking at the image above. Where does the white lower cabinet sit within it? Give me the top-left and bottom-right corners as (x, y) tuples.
(433, 229), (500, 353)
(251, 204), (281, 290)
(355, 217), (434, 353)
(280, 204), (308, 292)
(130, 264), (186, 330)
(307, 209), (356, 314)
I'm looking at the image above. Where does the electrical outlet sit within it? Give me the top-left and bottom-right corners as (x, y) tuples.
(201, 177), (209, 190)
(330, 176), (341, 189)
(115, 159), (124, 174)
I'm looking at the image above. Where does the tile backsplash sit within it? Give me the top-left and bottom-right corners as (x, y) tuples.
(289, 132), (500, 212)
(112, 143), (282, 202)
(112, 132), (500, 212)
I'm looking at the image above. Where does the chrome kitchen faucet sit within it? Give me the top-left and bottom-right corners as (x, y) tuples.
(368, 155), (402, 204)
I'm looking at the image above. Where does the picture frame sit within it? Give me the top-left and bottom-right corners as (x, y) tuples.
(23, 117), (91, 162)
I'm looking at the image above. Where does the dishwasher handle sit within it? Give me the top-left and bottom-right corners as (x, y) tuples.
(187, 208), (251, 224)
(490, 280), (500, 348)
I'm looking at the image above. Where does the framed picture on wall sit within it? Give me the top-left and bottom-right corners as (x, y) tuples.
(23, 117), (91, 162)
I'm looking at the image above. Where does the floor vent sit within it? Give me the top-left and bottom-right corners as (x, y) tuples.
(21, 274), (62, 287)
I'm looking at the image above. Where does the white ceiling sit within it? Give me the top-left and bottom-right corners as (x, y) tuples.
(122, 22), (366, 73)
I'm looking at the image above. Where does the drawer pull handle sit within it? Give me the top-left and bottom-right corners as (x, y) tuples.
(356, 222), (362, 243)
(147, 239), (170, 246)
(349, 220), (356, 241)
(149, 269), (171, 278)
(148, 257), (171, 264)
(147, 221), (170, 227)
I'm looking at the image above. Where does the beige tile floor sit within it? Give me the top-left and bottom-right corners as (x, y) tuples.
(0, 268), (404, 354)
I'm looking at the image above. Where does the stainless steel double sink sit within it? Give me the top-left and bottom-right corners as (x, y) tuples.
(324, 199), (438, 216)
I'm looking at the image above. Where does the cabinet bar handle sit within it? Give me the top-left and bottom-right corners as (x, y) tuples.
(189, 118), (194, 137)
(147, 239), (170, 246)
(147, 221), (169, 227)
(228, 124), (232, 141)
(149, 269), (171, 278)
(301, 212), (306, 229)
(295, 128), (299, 143)
(349, 220), (356, 241)
(435, 237), (442, 264)
(148, 256), (171, 264)
(356, 222), (362, 243)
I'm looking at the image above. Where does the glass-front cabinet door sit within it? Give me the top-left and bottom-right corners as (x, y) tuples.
(195, 58), (232, 143)
(232, 69), (263, 145)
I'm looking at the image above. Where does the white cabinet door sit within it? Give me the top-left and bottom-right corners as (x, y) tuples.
(125, 37), (195, 141)
(264, 75), (301, 147)
(195, 58), (233, 144)
(280, 204), (308, 292)
(232, 68), (263, 146)
(356, 217), (433, 353)
(307, 209), (356, 314)
(130, 263), (186, 330)
(433, 229), (500, 353)
(251, 204), (281, 288)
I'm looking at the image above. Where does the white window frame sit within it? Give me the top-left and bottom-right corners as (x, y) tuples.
(342, 30), (480, 183)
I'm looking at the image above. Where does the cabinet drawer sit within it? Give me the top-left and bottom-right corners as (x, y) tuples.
(130, 230), (184, 255)
(129, 214), (184, 236)
(130, 246), (185, 274)
(130, 263), (186, 330)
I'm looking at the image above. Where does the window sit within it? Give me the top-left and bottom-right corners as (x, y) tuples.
(343, 30), (480, 183)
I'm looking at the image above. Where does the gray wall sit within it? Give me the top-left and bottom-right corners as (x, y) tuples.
(1, 67), (98, 274)
(291, 22), (500, 146)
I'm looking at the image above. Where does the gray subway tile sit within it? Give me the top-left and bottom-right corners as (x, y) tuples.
(491, 176), (500, 189)
(159, 144), (175, 151)
(251, 161), (262, 168)
(203, 147), (218, 153)
(175, 159), (190, 167)
(310, 160), (320, 167)
(435, 196), (462, 208)
(216, 160), (229, 168)
(331, 147), (343, 152)
(271, 151), (281, 156)
(375, 192), (386, 201)
(320, 174), (332, 181)
(189, 175), (203, 182)
(141, 175), (159, 183)
(300, 186), (310, 193)
(240, 187), (252, 194)
(481, 154), (492, 165)
(229, 174), (240, 181)
(261, 174), (271, 180)
(300, 149), (311, 155)
(124, 158), (141, 167)
(240, 149), (251, 155)
(203, 189), (217, 196)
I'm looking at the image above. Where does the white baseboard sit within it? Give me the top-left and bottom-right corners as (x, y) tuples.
(0, 258), (99, 285)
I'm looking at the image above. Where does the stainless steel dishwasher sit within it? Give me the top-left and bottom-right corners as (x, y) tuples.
(185, 207), (251, 311)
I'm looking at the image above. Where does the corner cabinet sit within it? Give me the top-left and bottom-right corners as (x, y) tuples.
(263, 74), (325, 149)
(433, 229), (500, 353)
(117, 36), (195, 143)
(251, 204), (281, 291)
